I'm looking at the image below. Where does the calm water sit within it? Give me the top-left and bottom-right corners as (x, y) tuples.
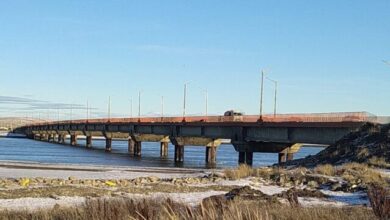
(0, 137), (323, 168)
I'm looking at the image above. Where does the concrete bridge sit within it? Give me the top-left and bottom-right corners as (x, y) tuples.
(17, 112), (378, 166)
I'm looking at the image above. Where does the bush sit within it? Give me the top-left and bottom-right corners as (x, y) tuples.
(0, 197), (376, 220)
(368, 184), (390, 219)
(314, 164), (336, 176)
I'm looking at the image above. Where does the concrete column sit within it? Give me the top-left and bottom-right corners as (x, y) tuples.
(246, 152), (253, 166)
(40, 134), (48, 141)
(70, 135), (77, 146)
(205, 147), (217, 164)
(286, 153), (294, 161)
(134, 141), (142, 156)
(57, 134), (62, 144)
(60, 135), (66, 144)
(86, 136), (92, 149)
(174, 145), (184, 163)
(105, 138), (112, 152)
(238, 152), (246, 164)
(278, 152), (287, 164)
(47, 134), (53, 142)
(160, 142), (168, 158)
(238, 152), (253, 166)
(128, 138), (135, 155)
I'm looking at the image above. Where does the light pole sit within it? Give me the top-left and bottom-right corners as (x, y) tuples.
(138, 91), (141, 118)
(203, 89), (208, 117)
(266, 77), (278, 117)
(161, 96), (164, 118)
(86, 100), (89, 121)
(108, 96), (111, 121)
(70, 104), (73, 122)
(130, 97), (133, 118)
(183, 82), (190, 119)
(259, 70), (264, 121)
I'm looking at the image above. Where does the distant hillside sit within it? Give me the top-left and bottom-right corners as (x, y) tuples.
(0, 117), (47, 131)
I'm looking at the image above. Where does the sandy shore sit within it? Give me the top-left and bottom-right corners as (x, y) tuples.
(0, 160), (371, 212)
(0, 160), (210, 179)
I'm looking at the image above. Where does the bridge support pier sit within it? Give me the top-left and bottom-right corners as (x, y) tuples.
(174, 145), (184, 163)
(128, 138), (135, 155)
(287, 153), (294, 161)
(40, 134), (48, 141)
(86, 136), (92, 149)
(70, 135), (77, 146)
(160, 142), (168, 158)
(205, 147), (217, 165)
(105, 138), (112, 152)
(278, 152), (287, 163)
(59, 135), (66, 144)
(47, 134), (53, 142)
(238, 152), (253, 166)
(134, 141), (142, 156)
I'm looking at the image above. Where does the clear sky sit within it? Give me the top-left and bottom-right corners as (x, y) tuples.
(0, 0), (389, 119)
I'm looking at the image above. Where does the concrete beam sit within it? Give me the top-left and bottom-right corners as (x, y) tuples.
(170, 137), (221, 147)
(104, 132), (129, 139)
(132, 134), (169, 142)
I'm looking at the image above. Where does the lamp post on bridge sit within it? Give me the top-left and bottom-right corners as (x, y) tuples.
(130, 97), (133, 118)
(259, 70), (265, 121)
(266, 77), (278, 117)
(183, 82), (190, 121)
(161, 96), (164, 118)
(138, 91), (142, 119)
(205, 89), (208, 117)
(108, 96), (111, 122)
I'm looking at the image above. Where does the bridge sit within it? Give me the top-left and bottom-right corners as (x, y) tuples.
(17, 112), (381, 166)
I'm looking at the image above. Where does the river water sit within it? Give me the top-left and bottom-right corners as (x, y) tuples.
(0, 138), (323, 168)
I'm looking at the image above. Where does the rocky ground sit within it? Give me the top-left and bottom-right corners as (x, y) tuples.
(0, 161), (380, 212)
(286, 123), (390, 167)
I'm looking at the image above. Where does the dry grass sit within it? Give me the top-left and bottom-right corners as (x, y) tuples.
(224, 165), (281, 180)
(0, 197), (375, 220)
(340, 163), (387, 186)
(368, 184), (390, 219)
(314, 164), (336, 176)
(368, 157), (390, 169)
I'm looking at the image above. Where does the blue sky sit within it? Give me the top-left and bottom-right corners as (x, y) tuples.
(0, 0), (389, 119)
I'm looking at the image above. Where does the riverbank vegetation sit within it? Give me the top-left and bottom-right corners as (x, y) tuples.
(0, 197), (376, 220)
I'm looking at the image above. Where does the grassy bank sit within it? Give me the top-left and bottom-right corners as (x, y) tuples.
(0, 197), (375, 220)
